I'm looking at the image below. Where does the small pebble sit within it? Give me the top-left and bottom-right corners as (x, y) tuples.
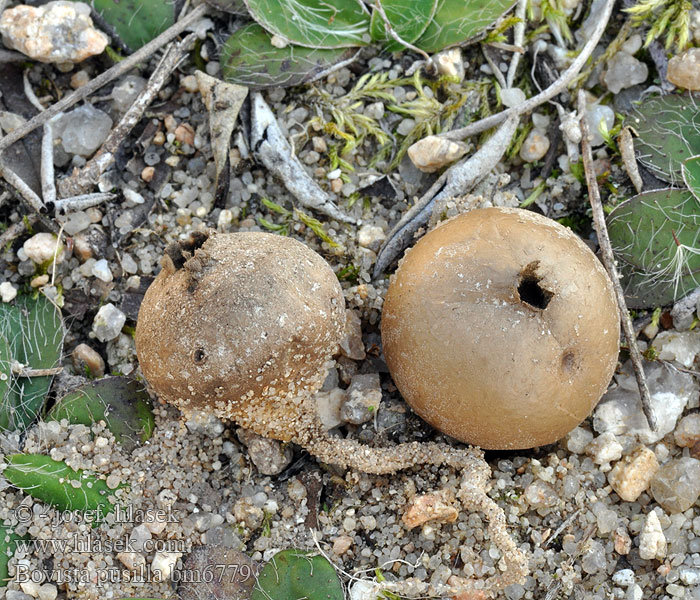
(586, 431), (623, 466)
(566, 426), (594, 454)
(174, 123), (195, 146)
(501, 87), (526, 108)
(0, 281), (18, 302)
(613, 526), (632, 555)
(650, 456), (700, 513)
(408, 135), (468, 173)
(341, 373), (382, 424)
(312, 137), (327, 153)
(603, 51), (648, 94)
(91, 258), (113, 282)
(70, 70), (89, 88)
(333, 534), (353, 555)
(0, 1), (108, 63)
(608, 445), (659, 502)
(435, 47), (464, 80)
(402, 490), (458, 528)
(237, 428), (293, 475)
(92, 303), (126, 342)
(675, 414), (700, 447)
(111, 75), (146, 112)
(23, 232), (63, 265)
(668, 47), (700, 89)
(523, 479), (558, 509)
(30, 274), (49, 288)
(519, 130), (550, 162)
(639, 511), (667, 560)
(72, 343), (105, 377)
(397, 118), (416, 136)
(612, 568), (635, 587)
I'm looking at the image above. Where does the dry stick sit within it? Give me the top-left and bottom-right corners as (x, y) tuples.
(0, 3), (208, 157)
(0, 161), (45, 213)
(373, 0), (434, 69)
(577, 89), (657, 432)
(439, 0), (616, 143)
(506, 0), (528, 88)
(59, 33), (198, 197)
(0, 214), (38, 249)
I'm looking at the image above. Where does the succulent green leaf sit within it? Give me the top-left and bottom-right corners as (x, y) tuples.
(1, 523), (28, 586)
(683, 154), (700, 202)
(625, 92), (700, 185)
(221, 23), (358, 89)
(369, 0), (438, 51)
(0, 294), (64, 434)
(46, 377), (155, 452)
(3, 454), (121, 522)
(251, 549), (343, 600)
(243, 0), (371, 48)
(416, 0), (515, 53)
(607, 188), (700, 308)
(84, 0), (175, 50)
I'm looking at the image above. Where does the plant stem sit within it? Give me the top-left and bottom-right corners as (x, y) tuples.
(577, 89), (657, 432)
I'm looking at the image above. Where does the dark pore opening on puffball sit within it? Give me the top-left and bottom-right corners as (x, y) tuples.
(517, 261), (553, 309)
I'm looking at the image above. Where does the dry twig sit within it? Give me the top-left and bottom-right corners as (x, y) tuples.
(0, 3), (208, 156)
(0, 214), (38, 249)
(59, 33), (198, 197)
(577, 89), (657, 432)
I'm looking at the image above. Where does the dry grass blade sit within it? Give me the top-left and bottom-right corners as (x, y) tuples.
(577, 89), (657, 432)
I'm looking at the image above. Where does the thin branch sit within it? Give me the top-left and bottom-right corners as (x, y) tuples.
(0, 49), (26, 62)
(0, 160), (45, 213)
(48, 192), (116, 215)
(0, 214), (38, 249)
(41, 120), (57, 204)
(506, 0), (528, 88)
(373, 0), (434, 70)
(482, 45), (507, 89)
(0, 3), (208, 157)
(59, 33), (197, 197)
(439, 0), (615, 142)
(577, 90), (657, 432)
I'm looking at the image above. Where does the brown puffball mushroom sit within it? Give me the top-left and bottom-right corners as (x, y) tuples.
(381, 207), (620, 450)
(135, 231), (345, 441)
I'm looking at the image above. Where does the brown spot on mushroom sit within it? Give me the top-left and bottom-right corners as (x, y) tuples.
(381, 207), (620, 450)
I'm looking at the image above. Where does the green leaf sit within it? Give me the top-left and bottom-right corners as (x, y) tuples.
(243, 0), (371, 48)
(3, 454), (123, 523)
(221, 23), (359, 89)
(683, 154), (700, 201)
(0, 523), (28, 586)
(252, 549), (343, 600)
(607, 188), (700, 308)
(625, 92), (700, 185)
(46, 377), (155, 452)
(0, 294), (64, 434)
(369, 0), (438, 51)
(416, 0), (516, 53)
(83, 0), (175, 50)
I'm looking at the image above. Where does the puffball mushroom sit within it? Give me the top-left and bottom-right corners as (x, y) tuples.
(135, 231), (345, 441)
(381, 207), (620, 450)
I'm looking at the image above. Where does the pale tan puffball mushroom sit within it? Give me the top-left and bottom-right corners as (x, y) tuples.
(381, 207), (620, 450)
(135, 231), (346, 441)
